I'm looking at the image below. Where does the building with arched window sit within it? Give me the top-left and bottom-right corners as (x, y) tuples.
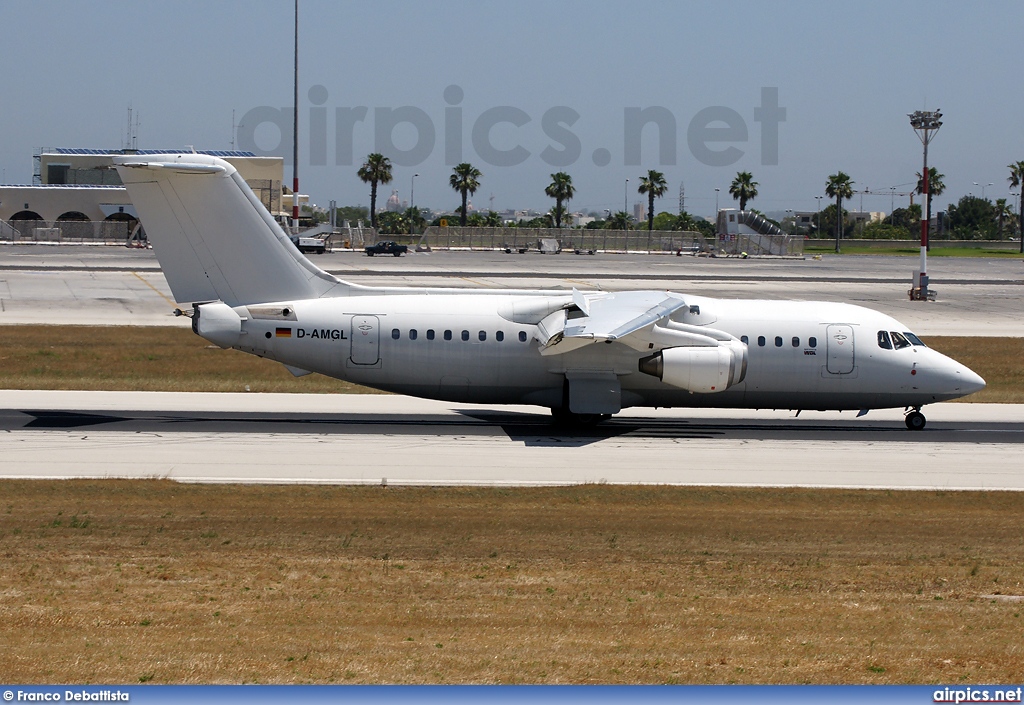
(1, 148), (302, 243)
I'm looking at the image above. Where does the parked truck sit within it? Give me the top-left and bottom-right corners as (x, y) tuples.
(365, 240), (408, 257)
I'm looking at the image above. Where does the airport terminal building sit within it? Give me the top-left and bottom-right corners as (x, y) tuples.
(0, 149), (299, 243)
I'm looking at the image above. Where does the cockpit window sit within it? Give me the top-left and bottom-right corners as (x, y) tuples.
(890, 331), (911, 349)
(877, 330), (892, 350)
(903, 332), (926, 347)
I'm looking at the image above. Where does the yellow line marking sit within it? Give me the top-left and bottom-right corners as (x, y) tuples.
(458, 276), (488, 287)
(132, 271), (178, 308)
(564, 278), (595, 289)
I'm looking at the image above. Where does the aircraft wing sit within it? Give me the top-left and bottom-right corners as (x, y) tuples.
(538, 290), (689, 354)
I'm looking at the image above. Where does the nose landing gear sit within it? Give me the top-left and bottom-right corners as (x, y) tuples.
(905, 407), (926, 431)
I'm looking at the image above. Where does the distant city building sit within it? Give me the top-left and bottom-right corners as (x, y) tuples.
(793, 210), (886, 231)
(385, 189), (401, 212)
(633, 201), (646, 223)
(794, 211), (818, 230)
(848, 211), (886, 224)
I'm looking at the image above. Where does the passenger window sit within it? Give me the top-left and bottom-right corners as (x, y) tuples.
(792, 336), (800, 347)
(809, 337), (817, 348)
(409, 329), (418, 340)
(519, 331), (528, 343)
(904, 332), (926, 347)
(496, 331), (505, 342)
(461, 330), (470, 341)
(775, 336), (783, 348)
(444, 330), (452, 341)
(741, 335), (748, 344)
(757, 336), (766, 347)
(891, 331), (911, 349)
(391, 328), (400, 340)
(478, 331), (487, 341)
(877, 330), (892, 349)
(426, 329), (435, 341)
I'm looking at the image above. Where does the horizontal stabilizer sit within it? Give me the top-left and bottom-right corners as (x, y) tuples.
(118, 161), (227, 174)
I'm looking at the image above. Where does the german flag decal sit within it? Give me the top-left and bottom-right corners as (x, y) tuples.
(275, 327), (292, 338)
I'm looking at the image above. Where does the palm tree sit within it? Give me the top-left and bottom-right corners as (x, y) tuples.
(357, 153), (393, 229)
(403, 206), (426, 235)
(1008, 161), (1024, 253)
(544, 172), (575, 228)
(606, 211), (633, 230)
(449, 163), (482, 226)
(916, 167), (945, 246)
(637, 170), (668, 231)
(915, 167), (945, 200)
(994, 198), (1012, 239)
(729, 171), (758, 211)
(675, 211), (696, 232)
(825, 172), (855, 253)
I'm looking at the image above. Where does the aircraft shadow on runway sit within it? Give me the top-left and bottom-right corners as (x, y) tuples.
(6, 409), (1023, 448)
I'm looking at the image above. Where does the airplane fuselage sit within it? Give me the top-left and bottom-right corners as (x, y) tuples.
(112, 153), (984, 430)
(222, 292), (979, 413)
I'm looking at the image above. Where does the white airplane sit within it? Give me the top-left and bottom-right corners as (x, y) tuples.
(114, 153), (985, 431)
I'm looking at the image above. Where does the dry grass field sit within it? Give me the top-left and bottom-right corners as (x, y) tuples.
(2, 327), (1022, 685)
(0, 325), (1020, 401)
(0, 325), (373, 394)
(1, 483), (1023, 684)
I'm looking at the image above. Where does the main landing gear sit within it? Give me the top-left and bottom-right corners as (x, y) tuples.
(904, 407), (926, 431)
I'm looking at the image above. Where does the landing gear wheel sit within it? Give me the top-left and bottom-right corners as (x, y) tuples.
(905, 410), (926, 431)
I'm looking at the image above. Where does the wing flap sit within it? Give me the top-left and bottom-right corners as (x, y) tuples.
(541, 291), (689, 354)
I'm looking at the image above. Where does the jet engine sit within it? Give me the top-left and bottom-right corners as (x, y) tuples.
(638, 341), (747, 393)
(192, 301), (243, 349)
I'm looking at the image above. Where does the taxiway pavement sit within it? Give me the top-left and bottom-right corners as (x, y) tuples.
(2, 245), (1022, 335)
(2, 246), (1021, 490)
(2, 391), (1022, 490)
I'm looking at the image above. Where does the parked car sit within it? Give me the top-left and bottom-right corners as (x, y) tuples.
(365, 241), (408, 257)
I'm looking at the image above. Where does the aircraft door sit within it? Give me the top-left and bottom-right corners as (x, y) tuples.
(826, 324), (855, 375)
(350, 315), (380, 365)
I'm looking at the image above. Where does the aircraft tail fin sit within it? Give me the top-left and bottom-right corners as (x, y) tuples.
(114, 153), (348, 306)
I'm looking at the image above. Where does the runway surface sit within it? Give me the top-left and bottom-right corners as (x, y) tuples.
(2, 246), (1021, 491)
(2, 245), (1022, 335)
(2, 391), (1022, 490)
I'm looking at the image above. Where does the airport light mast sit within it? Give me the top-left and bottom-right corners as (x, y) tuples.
(908, 109), (942, 301)
(291, 0), (300, 230)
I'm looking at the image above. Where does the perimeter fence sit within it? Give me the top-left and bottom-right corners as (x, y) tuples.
(418, 227), (709, 254)
(1, 219), (140, 245)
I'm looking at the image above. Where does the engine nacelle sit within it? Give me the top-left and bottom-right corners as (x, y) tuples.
(192, 301), (243, 349)
(638, 342), (747, 393)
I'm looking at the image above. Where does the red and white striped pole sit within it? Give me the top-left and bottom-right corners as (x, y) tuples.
(291, 0), (300, 229)
(908, 110), (942, 300)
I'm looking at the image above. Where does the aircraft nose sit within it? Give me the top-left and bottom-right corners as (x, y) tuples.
(958, 365), (987, 396)
(933, 358), (986, 397)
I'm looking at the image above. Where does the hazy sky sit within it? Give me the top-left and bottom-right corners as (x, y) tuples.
(3, 0), (1023, 218)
